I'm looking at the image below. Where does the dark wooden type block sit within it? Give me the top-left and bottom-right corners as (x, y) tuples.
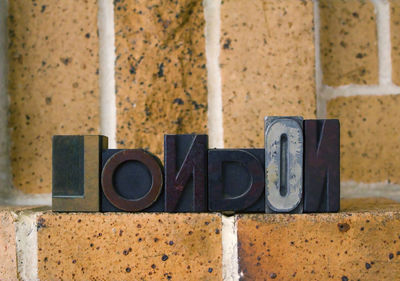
(264, 116), (303, 213)
(101, 149), (164, 212)
(208, 149), (265, 212)
(164, 135), (208, 212)
(52, 135), (108, 212)
(304, 119), (340, 213)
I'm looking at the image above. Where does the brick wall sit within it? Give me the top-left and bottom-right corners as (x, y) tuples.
(0, 0), (400, 278)
(1, 199), (400, 280)
(0, 0), (398, 201)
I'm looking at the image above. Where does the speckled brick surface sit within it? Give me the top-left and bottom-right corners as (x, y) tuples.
(0, 210), (17, 280)
(391, 0), (400, 86)
(237, 199), (400, 280)
(8, 0), (100, 193)
(37, 213), (222, 280)
(327, 95), (400, 183)
(319, 0), (378, 86)
(220, 0), (316, 148)
(114, 0), (207, 158)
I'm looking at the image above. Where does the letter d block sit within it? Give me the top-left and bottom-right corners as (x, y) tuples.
(265, 116), (303, 213)
(52, 135), (108, 212)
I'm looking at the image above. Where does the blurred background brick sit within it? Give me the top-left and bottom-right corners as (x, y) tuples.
(320, 0), (378, 86)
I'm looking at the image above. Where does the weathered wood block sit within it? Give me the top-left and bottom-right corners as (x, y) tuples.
(101, 149), (164, 212)
(208, 149), (265, 213)
(304, 119), (340, 213)
(164, 135), (208, 212)
(264, 116), (303, 213)
(52, 135), (108, 212)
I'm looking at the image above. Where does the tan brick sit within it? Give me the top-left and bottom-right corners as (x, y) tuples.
(37, 213), (222, 280)
(391, 0), (400, 86)
(237, 199), (400, 281)
(8, 1), (100, 193)
(0, 210), (17, 280)
(114, 0), (207, 158)
(320, 0), (378, 86)
(327, 95), (400, 183)
(220, 0), (316, 148)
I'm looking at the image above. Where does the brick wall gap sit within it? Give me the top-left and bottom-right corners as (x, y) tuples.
(98, 0), (117, 149)
(341, 181), (400, 202)
(372, 0), (393, 86)
(314, 0), (326, 119)
(15, 211), (40, 281)
(222, 215), (239, 281)
(0, 0), (12, 199)
(204, 0), (224, 149)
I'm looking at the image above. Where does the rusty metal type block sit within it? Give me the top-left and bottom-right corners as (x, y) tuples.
(101, 149), (164, 212)
(164, 135), (208, 212)
(208, 149), (265, 213)
(304, 119), (340, 213)
(264, 116), (303, 213)
(52, 135), (108, 212)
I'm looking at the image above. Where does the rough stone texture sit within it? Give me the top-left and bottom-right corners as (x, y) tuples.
(391, 0), (400, 86)
(0, 210), (17, 280)
(327, 95), (400, 183)
(238, 199), (400, 280)
(220, 0), (316, 148)
(37, 213), (222, 280)
(320, 0), (378, 86)
(114, 0), (207, 158)
(8, 0), (100, 193)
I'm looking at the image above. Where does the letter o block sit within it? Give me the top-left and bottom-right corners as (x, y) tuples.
(265, 116), (303, 213)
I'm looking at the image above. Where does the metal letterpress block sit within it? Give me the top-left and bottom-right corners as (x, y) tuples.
(164, 134), (208, 212)
(52, 135), (108, 212)
(208, 149), (265, 213)
(304, 119), (340, 213)
(264, 116), (303, 213)
(101, 149), (164, 212)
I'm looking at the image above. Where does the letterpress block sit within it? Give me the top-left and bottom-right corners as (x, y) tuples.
(101, 149), (164, 212)
(164, 135), (208, 212)
(52, 135), (108, 212)
(264, 116), (303, 213)
(304, 119), (340, 213)
(208, 149), (265, 213)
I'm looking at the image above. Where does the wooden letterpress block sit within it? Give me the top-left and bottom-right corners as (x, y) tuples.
(101, 149), (164, 212)
(264, 116), (303, 213)
(164, 134), (208, 212)
(304, 119), (340, 213)
(52, 135), (108, 212)
(208, 149), (265, 213)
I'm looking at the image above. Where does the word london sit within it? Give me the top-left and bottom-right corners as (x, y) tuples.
(52, 116), (340, 214)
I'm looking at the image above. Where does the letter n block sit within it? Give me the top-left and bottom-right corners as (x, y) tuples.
(164, 135), (208, 212)
(304, 119), (340, 213)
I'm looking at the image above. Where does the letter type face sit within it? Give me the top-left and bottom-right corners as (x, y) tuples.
(101, 149), (164, 212)
(164, 135), (208, 212)
(52, 135), (108, 212)
(265, 117), (303, 213)
(208, 149), (265, 212)
(304, 119), (340, 213)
